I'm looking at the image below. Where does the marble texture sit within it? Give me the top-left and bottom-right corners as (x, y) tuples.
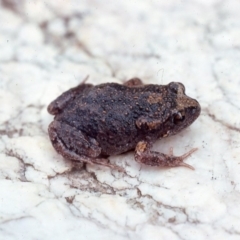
(0, 0), (240, 239)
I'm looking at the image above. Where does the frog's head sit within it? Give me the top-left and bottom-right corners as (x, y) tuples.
(165, 82), (201, 136)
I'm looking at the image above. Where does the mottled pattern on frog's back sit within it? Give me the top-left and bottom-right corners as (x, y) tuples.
(55, 82), (178, 155)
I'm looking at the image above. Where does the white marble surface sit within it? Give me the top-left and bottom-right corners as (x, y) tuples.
(0, 0), (240, 239)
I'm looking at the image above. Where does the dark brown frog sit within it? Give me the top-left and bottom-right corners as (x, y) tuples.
(47, 78), (201, 171)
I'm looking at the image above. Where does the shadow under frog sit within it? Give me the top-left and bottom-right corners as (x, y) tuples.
(47, 78), (201, 171)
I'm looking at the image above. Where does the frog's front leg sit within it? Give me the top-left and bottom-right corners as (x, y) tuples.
(48, 121), (124, 171)
(48, 76), (92, 115)
(134, 141), (197, 170)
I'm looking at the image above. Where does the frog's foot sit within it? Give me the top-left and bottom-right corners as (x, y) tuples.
(72, 157), (124, 172)
(90, 158), (125, 172)
(134, 141), (197, 170)
(70, 156), (125, 172)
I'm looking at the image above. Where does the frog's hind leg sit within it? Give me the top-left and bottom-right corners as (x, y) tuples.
(47, 75), (92, 115)
(134, 140), (197, 170)
(48, 121), (124, 171)
(124, 78), (144, 87)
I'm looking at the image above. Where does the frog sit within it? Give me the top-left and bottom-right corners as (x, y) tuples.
(47, 78), (201, 171)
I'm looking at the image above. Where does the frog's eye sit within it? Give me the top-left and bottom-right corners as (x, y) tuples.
(173, 111), (185, 125)
(169, 83), (179, 94)
(190, 106), (197, 115)
(169, 82), (185, 94)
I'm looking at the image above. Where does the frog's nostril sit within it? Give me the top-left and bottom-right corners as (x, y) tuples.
(191, 108), (196, 114)
(188, 105), (200, 117)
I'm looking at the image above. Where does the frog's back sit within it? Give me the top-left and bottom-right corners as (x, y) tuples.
(57, 82), (169, 155)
